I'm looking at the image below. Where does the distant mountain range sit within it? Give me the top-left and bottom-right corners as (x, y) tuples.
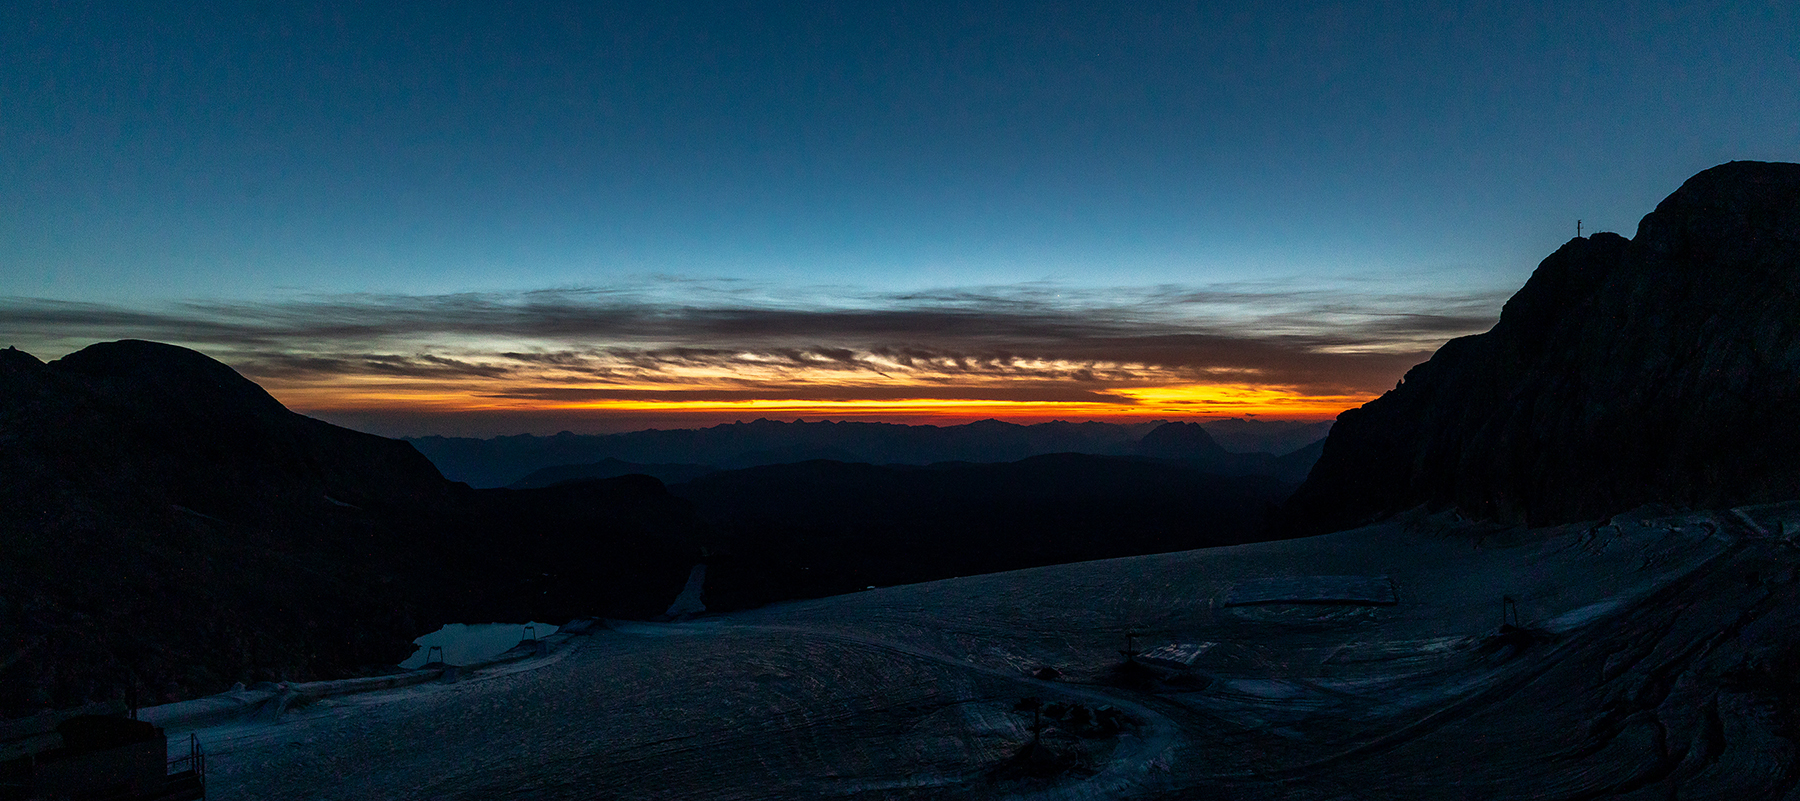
(495, 419), (1325, 612)
(506, 419), (1325, 490)
(509, 458), (721, 488)
(410, 417), (1333, 488)
(0, 341), (1319, 718)
(14, 160), (1800, 725)
(677, 454), (1301, 611)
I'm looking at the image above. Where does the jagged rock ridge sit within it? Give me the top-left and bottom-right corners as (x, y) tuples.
(1287, 161), (1800, 533)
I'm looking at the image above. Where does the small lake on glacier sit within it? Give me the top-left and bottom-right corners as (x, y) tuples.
(398, 622), (560, 669)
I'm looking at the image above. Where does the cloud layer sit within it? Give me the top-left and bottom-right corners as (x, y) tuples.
(0, 280), (1508, 430)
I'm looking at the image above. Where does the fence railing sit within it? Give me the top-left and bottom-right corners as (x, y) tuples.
(165, 731), (207, 799)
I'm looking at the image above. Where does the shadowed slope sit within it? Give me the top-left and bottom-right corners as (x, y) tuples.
(673, 454), (1296, 611)
(0, 341), (704, 717)
(1287, 161), (1800, 533)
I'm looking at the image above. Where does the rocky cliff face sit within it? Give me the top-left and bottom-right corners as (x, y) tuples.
(1285, 161), (1800, 534)
(0, 341), (705, 717)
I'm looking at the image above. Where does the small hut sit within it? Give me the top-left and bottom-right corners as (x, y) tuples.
(0, 701), (203, 800)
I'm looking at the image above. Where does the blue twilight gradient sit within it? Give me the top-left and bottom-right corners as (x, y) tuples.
(1, 1), (1796, 307)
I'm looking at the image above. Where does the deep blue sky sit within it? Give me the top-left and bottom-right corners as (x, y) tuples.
(1, 1), (1796, 433)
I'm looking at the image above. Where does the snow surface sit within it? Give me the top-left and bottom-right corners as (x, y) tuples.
(664, 563), (708, 618)
(167, 502), (1800, 799)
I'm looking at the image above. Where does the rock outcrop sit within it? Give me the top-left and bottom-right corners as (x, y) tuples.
(0, 341), (705, 717)
(1285, 161), (1800, 533)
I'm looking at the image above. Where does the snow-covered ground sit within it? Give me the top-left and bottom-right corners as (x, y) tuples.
(664, 564), (708, 618)
(167, 501), (1800, 799)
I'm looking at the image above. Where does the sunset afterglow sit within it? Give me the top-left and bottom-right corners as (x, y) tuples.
(268, 379), (1369, 427)
(2, 283), (1471, 433)
(4, 4), (1789, 437)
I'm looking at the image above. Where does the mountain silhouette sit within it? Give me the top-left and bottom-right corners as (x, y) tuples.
(1286, 161), (1800, 533)
(1131, 421), (1231, 460)
(1195, 417), (1333, 455)
(0, 340), (1321, 718)
(669, 454), (1296, 610)
(509, 458), (720, 488)
(0, 341), (704, 717)
(406, 417), (1331, 488)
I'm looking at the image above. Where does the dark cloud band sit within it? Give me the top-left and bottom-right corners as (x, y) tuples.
(0, 281), (1503, 402)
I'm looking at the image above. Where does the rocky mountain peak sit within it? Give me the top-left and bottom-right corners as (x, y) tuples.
(1284, 161), (1800, 534)
(50, 339), (292, 420)
(1134, 421), (1230, 460)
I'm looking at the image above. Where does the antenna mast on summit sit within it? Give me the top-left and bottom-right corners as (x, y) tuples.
(1577, 219), (1582, 237)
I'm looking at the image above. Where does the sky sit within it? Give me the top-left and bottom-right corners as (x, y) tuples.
(1, 1), (1795, 436)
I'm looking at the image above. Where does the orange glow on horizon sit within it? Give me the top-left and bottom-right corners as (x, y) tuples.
(241, 340), (1409, 431)
(266, 378), (1371, 425)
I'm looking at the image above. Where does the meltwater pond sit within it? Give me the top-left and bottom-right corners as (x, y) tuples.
(398, 622), (559, 668)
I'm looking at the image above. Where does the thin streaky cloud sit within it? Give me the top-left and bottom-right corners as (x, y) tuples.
(0, 281), (1500, 406)
(1, 282), (1505, 344)
(482, 384), (1134, 404)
